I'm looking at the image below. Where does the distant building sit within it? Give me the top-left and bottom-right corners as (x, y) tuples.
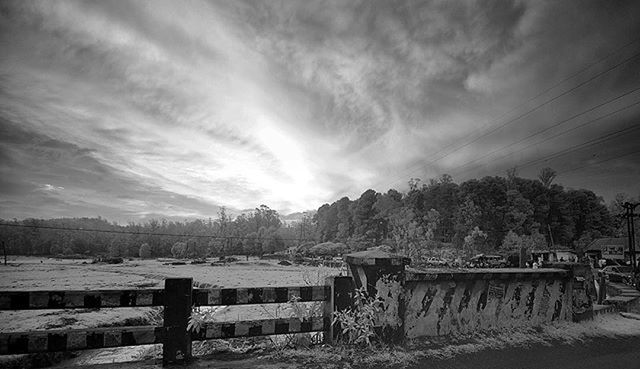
(530, 249), (578, 263)
(555, 249), (578, 262)
(585, 237), (639, 262)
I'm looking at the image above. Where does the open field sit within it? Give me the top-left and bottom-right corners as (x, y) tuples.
(0, 256), (341, 366)
(0, 256), (343, 290)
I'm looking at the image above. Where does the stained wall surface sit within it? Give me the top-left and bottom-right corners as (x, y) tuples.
(403, 270), (571, 338)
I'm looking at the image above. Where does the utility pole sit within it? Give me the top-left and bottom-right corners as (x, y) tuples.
(621, 202), (639, 272)
(2, 240), (6, 265)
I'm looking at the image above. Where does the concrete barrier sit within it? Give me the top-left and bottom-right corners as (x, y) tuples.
(344, 251), (592, 341)
(403, 269), (571, 338)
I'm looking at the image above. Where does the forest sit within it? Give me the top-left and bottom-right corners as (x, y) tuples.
(0, 168), (636, 260)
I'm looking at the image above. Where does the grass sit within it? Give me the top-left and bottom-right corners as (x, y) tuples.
(267, 314), (640, 369)
(270, 343), (421, 369)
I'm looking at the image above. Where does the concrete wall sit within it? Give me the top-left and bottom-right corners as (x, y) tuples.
(403, 270), (572, 338)
(344, 252), (591, 341)
(397, 270), (573, 339)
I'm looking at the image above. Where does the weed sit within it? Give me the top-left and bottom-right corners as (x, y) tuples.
(187, 306), (220, 334)
(332, 286), (383, 347)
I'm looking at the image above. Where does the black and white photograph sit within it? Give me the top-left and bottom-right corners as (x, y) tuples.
(1, 1), (640, 368)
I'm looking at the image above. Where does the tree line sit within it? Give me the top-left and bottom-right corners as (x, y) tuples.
(0, 168), (636, 261)
(312, 168), (634, 260)
(0, 205), (303, 258)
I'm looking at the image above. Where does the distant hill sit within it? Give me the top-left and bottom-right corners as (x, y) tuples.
(281, 210), (316, 225)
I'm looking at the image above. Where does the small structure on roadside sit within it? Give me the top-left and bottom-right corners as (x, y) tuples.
(530, 249), (578, 263)
(585, 237), (640, 263)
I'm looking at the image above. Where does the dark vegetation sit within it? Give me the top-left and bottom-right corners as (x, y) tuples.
(0, 169), (636, 260)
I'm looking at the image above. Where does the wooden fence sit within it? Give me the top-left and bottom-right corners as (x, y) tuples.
(0, 277), (353, 366)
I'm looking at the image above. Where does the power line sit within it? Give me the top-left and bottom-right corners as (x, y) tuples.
(558, 148), (640, 175)
(0, 222), (454, 244)
(0, 222), (317, 242)
(521, 37), (640, 104)
(516, 124), (640, 171)
(448, 90), (640, 178)
(376, 44), (640, 190)
(448, 122), (640, 179)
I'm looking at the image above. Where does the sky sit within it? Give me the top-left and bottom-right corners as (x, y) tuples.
(1, 0), (640, 223)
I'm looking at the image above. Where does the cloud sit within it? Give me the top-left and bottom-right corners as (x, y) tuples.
(0, 119), (227, 222)
(1, 0), (639, 221)
(40, 184), (64, 192)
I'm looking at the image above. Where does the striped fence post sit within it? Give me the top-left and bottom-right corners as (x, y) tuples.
(162, 278), (192, 366)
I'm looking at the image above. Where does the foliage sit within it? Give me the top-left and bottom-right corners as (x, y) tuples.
(463, 226), (488, 255)
(332, 287), (383, 346)
(538, 167), (557, 188)
(309, 242), (348, 256)
(500, 229), (546, 254)
(504, 190), (535, 235)
(138, 243), (151, 258)
(171, 242), (187, 258)
(187, 306), (218, 334)
(311, 170), (617, 253)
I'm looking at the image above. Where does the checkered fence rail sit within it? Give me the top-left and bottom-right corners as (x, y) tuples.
(0, 283), (333, 356)
(0, 286), (331, 310)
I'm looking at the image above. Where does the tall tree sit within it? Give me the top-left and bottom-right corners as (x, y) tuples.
(565, 189), (614, 247)
(504, 190), (534, 235)
(353, 189), (382, 241)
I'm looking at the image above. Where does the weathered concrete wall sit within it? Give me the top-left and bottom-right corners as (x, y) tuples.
(403, 269), (571, 338)
(345, 250), (410, 342)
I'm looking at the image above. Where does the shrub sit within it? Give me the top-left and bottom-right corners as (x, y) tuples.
(332, 286), (383, 346)
(171, 242), (187, 258)
(309, 242), (348, 257)
(138, 243), (151, 258)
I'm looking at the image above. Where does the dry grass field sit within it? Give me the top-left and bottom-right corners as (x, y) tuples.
(0, 256), (342, 290)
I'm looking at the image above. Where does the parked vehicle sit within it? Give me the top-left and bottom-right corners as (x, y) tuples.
(602, 265), (634, 284)
(467, 254), (507, 268)
(425, 257), (448, 267)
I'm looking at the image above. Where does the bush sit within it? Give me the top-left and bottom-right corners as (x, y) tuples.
(138, 243), (151, 258)
(309, 242), (348, 257)
(332, 287), (382, 346)
(171, 242), (187, 258)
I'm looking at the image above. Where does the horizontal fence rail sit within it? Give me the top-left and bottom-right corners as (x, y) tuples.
(0, 326), (163, 355)
(0, 289), (165, 310)
(193, 286), (330, 306)
(0, 317), (332, 355)
(191, 317), (330, 340)
(0, 285), (331, 310)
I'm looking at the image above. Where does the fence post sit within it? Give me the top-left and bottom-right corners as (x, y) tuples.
(324, 275), (355, 344)
(163, 278), (192, 366)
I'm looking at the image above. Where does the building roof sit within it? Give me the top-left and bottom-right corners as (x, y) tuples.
(530, 248), (576, 254)
(554, 249), (577, 253)
(586, 237), (640, 252)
